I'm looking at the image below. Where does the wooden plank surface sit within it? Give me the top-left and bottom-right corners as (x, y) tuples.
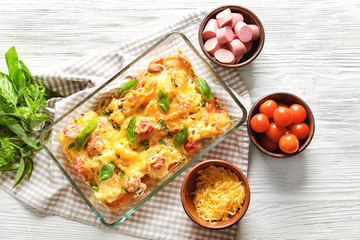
(1, 0), (360, 239)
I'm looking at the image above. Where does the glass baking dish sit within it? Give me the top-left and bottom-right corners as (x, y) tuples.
(40, 32), (247, 227)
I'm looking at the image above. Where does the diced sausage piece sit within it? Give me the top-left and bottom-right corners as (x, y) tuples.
(147, 63), (163, 73)
(235, 54), (244, 64)
(96, 117), (111, 133)
(202, 19), (219, 40)
(227, 39), (246, 56)
(171, 127), (180, 135)
(134, 75), (145, 90)
(248, 24), (260, 41)
(151, 157), (165, 170)
(227, 13), (244, 28)
(184, 140), (202, 153)
(204, 37), (220, 55)
(216, 8), (233, 27)
(86, 135), (105, 156)
(216, 26), (234, 45)
(123, 176), (141, 192)
(214, 48), (235, 64)
(234, 22), (253, 43)
(243, 41), (253, 54)
(72, 156), (94, 182)
(138, 119), (154, 137)
(63, 123), (80, 140)
(205, 97), (223, 113)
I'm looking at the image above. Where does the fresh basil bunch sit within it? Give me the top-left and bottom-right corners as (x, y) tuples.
(0, 47), (56, 188)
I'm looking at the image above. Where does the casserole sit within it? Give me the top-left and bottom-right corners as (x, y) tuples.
(40, 32), (247, 226)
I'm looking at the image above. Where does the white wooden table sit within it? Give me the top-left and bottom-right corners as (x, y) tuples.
(1, 0), (359, 239)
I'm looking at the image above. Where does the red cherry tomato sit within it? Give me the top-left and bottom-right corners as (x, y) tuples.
(277, 102), (289, 108)
(250, 113), (269, 133)
(289, 104), (307, 123)
(273, 107), (294, 126)
(260, 136), (278, 151)
(265, 122), (286, 143)
(259, 99), (278, 118)
(290, 122), (310, 139)
(279, 134), (299, 154)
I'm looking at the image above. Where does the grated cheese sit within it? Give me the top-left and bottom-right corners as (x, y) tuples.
(192, 165), (246, 222)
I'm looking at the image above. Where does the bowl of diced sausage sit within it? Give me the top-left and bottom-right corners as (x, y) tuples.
(199, 5), (265, 67)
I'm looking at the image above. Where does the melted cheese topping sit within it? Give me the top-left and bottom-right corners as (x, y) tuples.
(192, 165), (246, 222)
(58, 51), (231, 211)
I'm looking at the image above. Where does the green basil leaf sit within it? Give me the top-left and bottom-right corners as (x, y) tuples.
(119, 79), (138, 98)
(196, 78), (212, 101)
(99, 163), (115, 181)
(25, 158), (33, 180)
(127, 115), (136, 146)
(0, 138), (10, 148)
(5, 46), (18, 80)
(173, 126), (188, 148)
(0, 72), (17, 106)
(19, 60), (33, 85)
(0, 163), (20, 172)
(67, 142), (75, 151)
(74, 119), (97, 152)
(158, 89), (170, 114)
(13, 157), (26, 188)
(117, 170), (125, 179)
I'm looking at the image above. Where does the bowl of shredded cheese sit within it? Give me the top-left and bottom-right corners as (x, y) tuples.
(181, 159), (250, 229)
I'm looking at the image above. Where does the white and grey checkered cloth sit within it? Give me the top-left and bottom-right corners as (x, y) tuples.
(0, 11), (251, 240)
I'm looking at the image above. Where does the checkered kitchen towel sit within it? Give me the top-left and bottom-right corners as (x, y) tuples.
(0, 10), (251, 240)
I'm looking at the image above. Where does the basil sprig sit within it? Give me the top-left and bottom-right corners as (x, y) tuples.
(74, 119), (97, 152)
(196, 78), (212, 101)
(173, 126), (188, 148)
(99, 163), (115, 181)
(118, 79), (138, 98)
(127, 115), (136, 146)
(158, 89), (170, 114)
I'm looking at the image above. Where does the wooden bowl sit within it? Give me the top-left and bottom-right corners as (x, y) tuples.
(247, 93), (315, 158)
(199, 5), (265, 68)
(181, 159), (250, 229)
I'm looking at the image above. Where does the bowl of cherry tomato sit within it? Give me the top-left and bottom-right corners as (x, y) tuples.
(247, 93), (315, 157)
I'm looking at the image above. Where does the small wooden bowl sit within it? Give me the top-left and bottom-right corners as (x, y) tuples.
(181, 159), (250, 229)
(199, 5), (265, 68)
(247, 93), (315, 158)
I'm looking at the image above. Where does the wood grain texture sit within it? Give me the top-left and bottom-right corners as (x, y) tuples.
(0, 0), (360, 239)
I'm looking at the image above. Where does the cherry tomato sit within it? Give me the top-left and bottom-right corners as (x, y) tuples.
(260, 136), (278, 151)
(277, 102), (289, 108)
(290, 122), (310, 139)
(289, 104), (307, 123)
(265, 122), (286, 143)
(273, 107), (294, 126)
(259, 99), (278, 118)
(279, 134), (299, 154)
(250, 113), (269, 133)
